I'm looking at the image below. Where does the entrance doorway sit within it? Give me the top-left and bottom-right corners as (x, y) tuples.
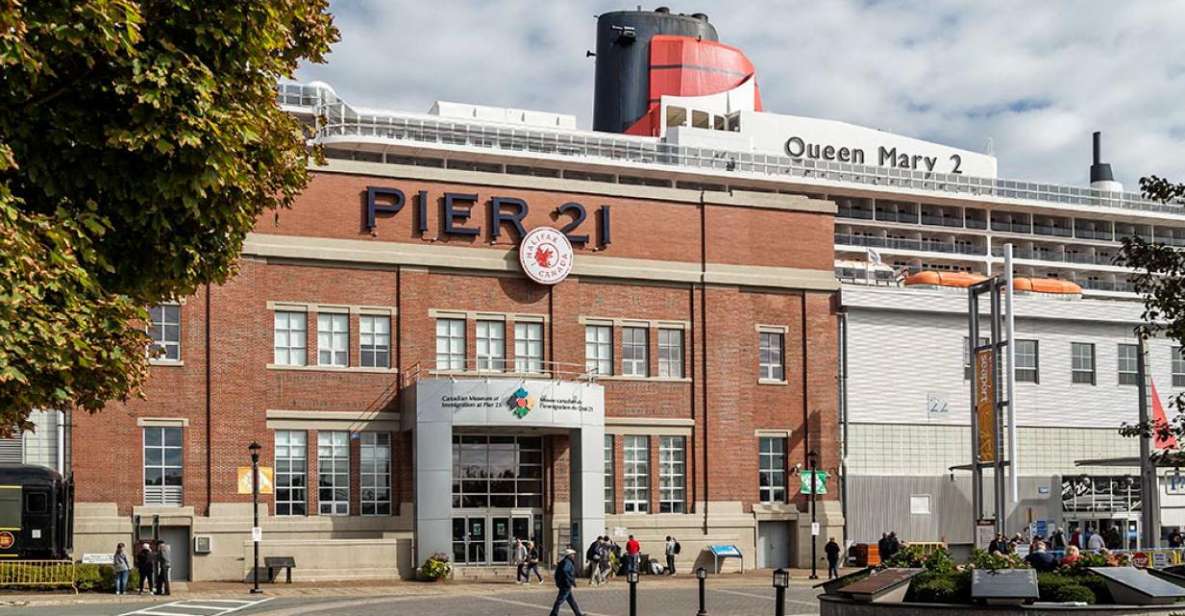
(452, 513), (543, 565)
(1066, 517), (1139, 550)
(757, 521), (791, 569)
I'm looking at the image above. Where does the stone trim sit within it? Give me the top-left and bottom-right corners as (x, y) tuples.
(428, 308), (549, 322)
(136, 417), (190, 428)
(579, 316), (693, 328)
(243, 233), (838, 292)
(265, 300), (397, 315)
(265, 364), (398, 374)
(604, 417), (695, 428)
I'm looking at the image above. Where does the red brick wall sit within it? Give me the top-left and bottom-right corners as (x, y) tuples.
(73, 170), (839, 517)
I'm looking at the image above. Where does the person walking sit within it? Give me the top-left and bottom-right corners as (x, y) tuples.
(625, 535), (640, 574)
(135, 541), (155, 595)
(825, 537), (841, 579)
(549, 548), (584, 616)
(664, 536), (677, 575)
(585, 537), (603, 583)
(1087, 529), (1105, 553)
(155, 539), (172, 596)
(525, 541), (544, 584)
(514, 538), (529, 584)
(112, 543), (130, 595)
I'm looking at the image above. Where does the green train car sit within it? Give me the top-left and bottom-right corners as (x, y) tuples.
(0, 465), (73, 560)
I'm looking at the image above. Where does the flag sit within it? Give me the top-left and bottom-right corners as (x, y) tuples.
(1151, 379), (1178, 450)
(866, 247), (882, 267)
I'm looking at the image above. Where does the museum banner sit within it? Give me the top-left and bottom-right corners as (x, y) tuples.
(975, 348), (996, 463)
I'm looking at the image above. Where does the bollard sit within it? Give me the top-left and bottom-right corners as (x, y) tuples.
(696, 566), (708, 616)
(772, 568), (789, 616)
(627, 568), (639, 616)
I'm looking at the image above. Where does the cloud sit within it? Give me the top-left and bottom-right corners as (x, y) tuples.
(297, 0), (1185, 187)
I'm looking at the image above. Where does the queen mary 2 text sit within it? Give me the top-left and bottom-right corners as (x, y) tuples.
(784, 136), (965, 174)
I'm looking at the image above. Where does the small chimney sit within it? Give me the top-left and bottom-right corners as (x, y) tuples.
(1089, 131), (1123, 193)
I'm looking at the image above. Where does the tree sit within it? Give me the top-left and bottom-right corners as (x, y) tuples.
(0, 1), (337, 433)
(1118, 175), (1185, 460)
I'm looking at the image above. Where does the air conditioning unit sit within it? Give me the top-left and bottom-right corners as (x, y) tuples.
(193, 535), (212, 554)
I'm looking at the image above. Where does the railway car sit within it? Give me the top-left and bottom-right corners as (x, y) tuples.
(0, 464), (73, 560)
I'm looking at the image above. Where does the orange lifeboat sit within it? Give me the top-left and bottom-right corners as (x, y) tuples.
(903, 271), (988, 288)
(1013, 278), (1082, 295)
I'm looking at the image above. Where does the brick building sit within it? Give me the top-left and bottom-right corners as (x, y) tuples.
(70, 142), (842, 581)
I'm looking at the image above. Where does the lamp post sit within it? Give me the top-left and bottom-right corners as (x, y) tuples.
(773, 568), (789, 616)
(248, 441), (262, 594)
(808, 450), (819, 580)
(627, 569), (639, 616)
(696, 566), (708, 616)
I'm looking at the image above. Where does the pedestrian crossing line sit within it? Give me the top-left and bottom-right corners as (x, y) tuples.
(477, 593), (614, 616)
(715, 587), (818, 608)
(117, 596), (273, 616)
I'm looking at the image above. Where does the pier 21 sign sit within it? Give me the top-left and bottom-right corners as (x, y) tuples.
(364, 186), (612, 248)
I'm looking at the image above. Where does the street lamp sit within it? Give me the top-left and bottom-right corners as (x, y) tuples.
(626, 569), (639, 616)
(807, 449), (819, 580)
(248, 441), (262, 594)
(773, 568), (789, 616)
(696, 566), (708, 616)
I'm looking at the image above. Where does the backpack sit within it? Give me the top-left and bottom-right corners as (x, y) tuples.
(674, 541), (681, 555)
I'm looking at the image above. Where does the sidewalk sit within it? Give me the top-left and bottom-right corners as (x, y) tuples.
(0, 567), (845, 608)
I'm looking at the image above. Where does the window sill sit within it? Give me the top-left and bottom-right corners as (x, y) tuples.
(758, 378), (788, 386)
(267, 364), (398, 374)
(149, 360), (185, 367)
(597, 375), (691, 383)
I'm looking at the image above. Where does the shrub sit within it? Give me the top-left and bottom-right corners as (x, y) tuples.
(1036, 572), (1096, 604)
(885, 545), (956, 574)
(906, 571), (971, 604)
(969, 548), (1028, 570)
(419, 552), (452, 581)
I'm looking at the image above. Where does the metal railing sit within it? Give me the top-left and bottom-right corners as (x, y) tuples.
(0, 560), (77, 592)
(278, 81), (1184, 216)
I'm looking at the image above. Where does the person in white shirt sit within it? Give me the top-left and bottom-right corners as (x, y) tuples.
(664, 536), (677, 576)
(1087, 530), (1105, 553)
(514, 539), (529, 584)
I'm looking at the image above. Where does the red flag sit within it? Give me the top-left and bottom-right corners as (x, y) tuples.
(1151, 379), (1178, 450)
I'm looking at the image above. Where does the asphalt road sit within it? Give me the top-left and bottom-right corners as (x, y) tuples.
(2, 581), (824, 616)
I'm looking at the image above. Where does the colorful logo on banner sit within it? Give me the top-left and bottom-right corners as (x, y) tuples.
(510, 387), (534, 419)
(0, 531), (13, 550)
(519, 227), (574, 285)
(799, 470), (828, 495)
(975, 348), (996, 463)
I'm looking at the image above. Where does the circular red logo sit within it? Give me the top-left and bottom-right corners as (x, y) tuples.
(0, 531), (14, 550)
(518, 227), (574, 285)
(1132, 552), (1149, 568)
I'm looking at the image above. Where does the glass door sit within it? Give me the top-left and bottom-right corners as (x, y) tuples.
(491, 517), (511, 564)
(451, 517), (488, 565)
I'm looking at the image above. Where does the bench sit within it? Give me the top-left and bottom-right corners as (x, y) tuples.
(264, 556), (296, 583)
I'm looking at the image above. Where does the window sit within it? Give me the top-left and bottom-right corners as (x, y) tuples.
(273, 311), (307, 366)
(604, 434), (615, 514)
(451, 436), (543, 509)
(436, 318), (466, 371)
(910, 495), (931, 515)
(514, 322), (544, 373)
(658, 329), (683, 378)
(1071, 342), (1095, 385)
(360, 315), (390, 368)
(759, 331), (785, 381)
(585, 325), (612, 376)
(1175, 347), (1185, 388)
(622, 327), (649, 377)
(317, 313), (349, 367)
(143, 427), (182, 506)
(623, 436), (650, 513)
(361, 432), (392, 516)
(1118, 344), (1139, 386)
(963, 336), (990, 380)
(1015, 339), (1039, 383)
(318, 431), (349, 515)
(148, 304), (181, 361)
(274, 430), (307, 516)
(658, 436), (685, 513)
(475, 320), (505, 372)
(24, 492), (47, 514)
(758, 436), (786, 503)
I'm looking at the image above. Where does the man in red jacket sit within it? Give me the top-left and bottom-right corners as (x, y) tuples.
(625, 535), (641, 573)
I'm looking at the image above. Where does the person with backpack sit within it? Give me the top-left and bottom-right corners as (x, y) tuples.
(549, 548), (584, 616)
(664, 536), (678, 575)
(135, 541), (155, 595)
(585, 538), (602, 582)
(525, 541), (544, 584)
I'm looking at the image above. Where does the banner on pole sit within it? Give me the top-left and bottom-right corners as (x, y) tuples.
(975, 348), (996, 463)
(237, 466), (274, 495)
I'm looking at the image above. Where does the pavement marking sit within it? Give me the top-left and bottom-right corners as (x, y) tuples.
(118, 597), (273, 616)
(715, 587), (818, 608)
(477, 593), (615, 616)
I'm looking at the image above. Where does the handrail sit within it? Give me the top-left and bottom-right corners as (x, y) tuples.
(277, 82), (1182, 217)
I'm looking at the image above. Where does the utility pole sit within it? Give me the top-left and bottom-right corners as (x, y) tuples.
(249, 441), (262, 594)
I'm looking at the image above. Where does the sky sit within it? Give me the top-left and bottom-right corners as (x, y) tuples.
(295, 1), (1185, 188)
